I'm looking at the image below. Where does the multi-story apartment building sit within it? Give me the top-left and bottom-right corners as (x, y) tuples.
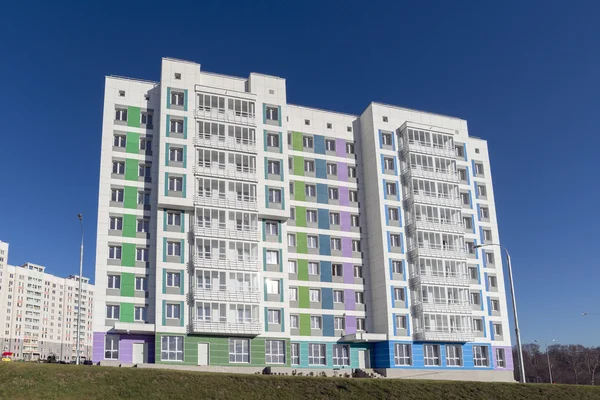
(0, 249), (94, 361)
(93, 58), (513, 381)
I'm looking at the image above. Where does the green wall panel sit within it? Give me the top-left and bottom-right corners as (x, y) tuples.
(292, 132), (303, 151)
(294, 181), (305, 201)
(124, 186), (137, 209)
(295, 206), (306, 227)
(126, 132), (140, 154)
(120, 302), (134, 323)
(122, 214), (136, 238)
(121, 243), (136, 267)
(299, 314), (311, 336)
(125, 159), (138, 181)
(120, 273), (135, 297)
(296, 232), (308, 254)
(298, 286), (309, 308)
(127, 106), (141, 128)
(293, 156), (304, 177)
(297, 259), (309, 281)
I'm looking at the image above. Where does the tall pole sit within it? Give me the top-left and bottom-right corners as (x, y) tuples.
(506, 249), (526, 383)
(76, 214), (84, 365)
(546, 346), (553, 384)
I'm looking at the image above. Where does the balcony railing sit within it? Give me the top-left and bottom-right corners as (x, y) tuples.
(409, 269), (471, 287)
(193, 223), (259, 241)
(413, 328), (474, 342)
(400, 140), (456, 159)
(408, 244), (467, 260)
(407, 216), (464, 234)
(193, 256), (260, 271)
(193, 286), (261, 303)
(193, 163), (257, 182)
(194, 135), (256, 153)
(190, 319), (261, 335)
(194, 108), (256, 126)
(194, 194), (258, 211)
(401, 165), (459, 183)
(412, 299), (472, 315)
(405, 190), (463, 208)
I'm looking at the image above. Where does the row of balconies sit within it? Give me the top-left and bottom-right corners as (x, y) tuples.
(193, 134), (256, 154)
(190, 319), (261, 335)
(401, 164), (459, 183)
(400, 139), (457, 159)
(193, 255), (260, 272)
(193, 164), (257, 182)
(405, 190), (463, 208)
(406, 216), (464, 234)
(192, 223), (259, 242)
(194, 194), (257, 211)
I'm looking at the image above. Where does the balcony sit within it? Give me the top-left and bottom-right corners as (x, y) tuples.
(194, 194), (258, 211)
(412, 299), (472, 315)
(190, 319), (261, 336)
(400, 140), (456, 159)
(404, 190), (462, 208)
(413, 328), (474, 342)
(409, 269), (471, 287)
(193, 256), (260, 272)
(402, 165), (459, 183)
(193, 286), (261, 303)
(407, 216), (464, 234)
(193, 223), (259, 242)
(194, 135), (256, 154)
(408, 244), (467, 260)
(193, 164), (257, 182)
(194, 108), (256, 127)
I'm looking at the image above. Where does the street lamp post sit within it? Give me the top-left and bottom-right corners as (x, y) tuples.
(76, 214), (84, 365)
(535, 339), (555, 383)
(474, 243), (526, 383)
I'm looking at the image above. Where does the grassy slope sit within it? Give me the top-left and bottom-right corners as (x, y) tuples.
(2, 363), (600, 400)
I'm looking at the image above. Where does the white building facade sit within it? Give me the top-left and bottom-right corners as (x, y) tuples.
(93, 58), (513, 381)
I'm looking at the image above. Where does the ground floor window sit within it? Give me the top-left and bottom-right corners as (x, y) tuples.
(265, 340), (285, 364)
(332, 345), (350, 366)
(394, 343), (411, 366)
(423, 344), (440, 366)
(473, 345), (489, 367)
(496, 348), (506, 368)
(229, 338), (250, 363)
(161, 336), (184, 361)
(446, 345), (462, 367)
(308, 343), (326, 365)
(291, 343), (300, 365)
(105, 335), (119, 360)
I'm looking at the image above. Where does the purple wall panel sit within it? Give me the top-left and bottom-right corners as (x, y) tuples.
(92, 332), (105, 363)
(341, 237), (353, 257)
(343, 263), (354, 284)
(340, 211), (351, 231)
(339, 186), (350, 206)
(344, 289), (356, 311)
(92, 332), (155, 364)
(493, 346), (514, 371)
(345, 315), (357, 334)
(335, 139), (346, 158)
(338, 162), (348, 182)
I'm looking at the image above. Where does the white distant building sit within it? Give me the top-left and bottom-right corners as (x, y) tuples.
(0, 251), (94, 362)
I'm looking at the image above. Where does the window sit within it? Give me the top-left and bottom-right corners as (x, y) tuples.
(394, 344), (411, 366)
(288, 157), (293, 170)
(395, 315), (407, 329)
(470, 292), (481, 305)
(291, 343), (300, 365)
(326, 123), (332, 129)
(490, 299), (500, 312)
(483, 229), (492, 241)
(171, 91), (184, 106)
(346, 142), (355, 154)
(108, 246), (122, 260)
(463, 216), (473, 230)
(392, 260), (403, 274)
(384, 157), (394, 170)
(267, 160), (281, 175)
(356, 318), (365, 331)
(390, 234), (401, 247)
(166, 272), (181, 288)
(304, 160), (315, 172)
(134, 306), (147, 322)
(475, 163), (485, 175)
(325, 139), (335, 151)
(473, 346), (489, 367)
(306, 209), (317, 223)
(333, 290), (344, 303)
(332, 264), (343, 277)
(115, 108), (127, 121)
(394, 288), (405, 301)
(328, 187), (339, 200)
(266, 106), (279, 121)
(355, 292), (364, 304)
(168, 177), (183, 191)
(480, 207), (490, 219)
(265, 221), (278, 236)
(473, 319), (483, 332)
(458, 169), (467, 181)
(354, 265), (363, 278)
(107, 275), (120, 289)
(469, 267), (478, 280)
(304, 119), (310, 126)
(268, 188), (282, 203)
(161, 336), (183, 361)
(466, 241), (475, 254)
(308, 343), (326, 365)
(348, 166), (357, 178)
(166, 303), (181, 319)
(327, 163), (337, 175)
(382, 132), (392, 145)
(141, 112), (153, 127)
(288, 234), (296, 247)
(138, 164), (151, 178)
(309, 289), (321, 303)
(382, 116), (388, 122)
(334, 316), (345, 330)
(265, 340), (285, 364)
(475, 148), (480, 153)
(331, 238), (341, 251)
(140, 138), (151, 153)
(266, 279), (280, 295)
(308, 262), (319, 275)
(266, 250), (279, 265)
(136, 247), (149, 262)
(137, 191), (150, 205)
(289, 287), (298, 301)
(333, 345), (350, 366)
(446, 345), (462, 367)
(424, 344), (440, 366)
(112, 161), (125, 175)
(349, 190), (358, 202)
(174, 73), (181, 80)
(109, 216), (123, 231)
(329, 212), (340, 225)
(266, 133), (279, 147)
(288, 260), (297, 273)
(455, 145), (465, 158)
(167, 211), (181, 226)
(137, 219), (150, 233)
(485, 252), (495, 265)
(303, 136), (313, 148)
(310, 316), (322, 329)
(290, 315), (299, 329)
(386, 182), (397, 196)
(307, 236), (318, 249)
(352, 240), (361, 252)
(113, 134), (126, 147)
(170, 119), (184, 133)
(105, 335), (119, 359)
(267, 309), (281, 324)
(347, 126), (352, 132)
(106, 305), (120, 320)
(493, 323), (503, 336)
(461, 192), (470, 205)
(496, 348), (506, 368)
(477, 185), (487, 197)
(169, 148), (183, 162)
(167, 241), (181, 256)
(351, 214), (359, 227)
(488, 275), (497, 288)
(135, 277), (147, 291)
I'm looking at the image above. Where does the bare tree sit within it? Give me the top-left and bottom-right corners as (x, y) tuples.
(582, 347), (600, 385)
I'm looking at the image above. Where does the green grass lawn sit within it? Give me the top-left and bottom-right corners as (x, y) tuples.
(2, 362), (600, 400)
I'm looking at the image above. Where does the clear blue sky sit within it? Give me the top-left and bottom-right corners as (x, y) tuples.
(1, 1), (599, 346)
